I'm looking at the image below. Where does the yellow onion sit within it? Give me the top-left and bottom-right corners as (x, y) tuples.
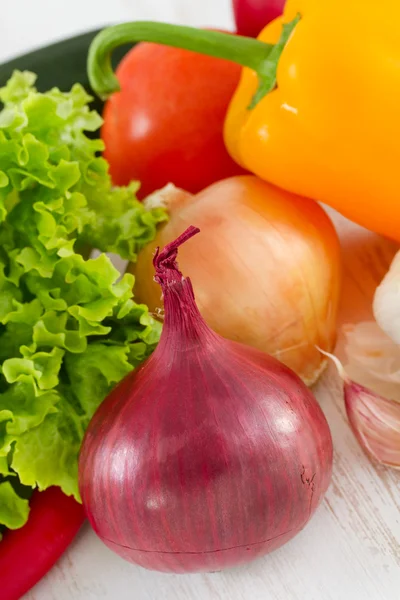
(133, 175), (341, 385)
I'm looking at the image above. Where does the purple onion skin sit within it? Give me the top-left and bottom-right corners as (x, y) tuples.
(79, 229), (333, 573)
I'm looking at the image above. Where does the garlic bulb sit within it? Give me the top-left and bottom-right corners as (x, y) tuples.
(329, 243), (400, 467)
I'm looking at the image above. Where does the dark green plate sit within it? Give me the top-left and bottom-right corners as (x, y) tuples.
(0, 29), (133, 115)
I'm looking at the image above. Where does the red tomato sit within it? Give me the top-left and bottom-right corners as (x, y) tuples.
(101, 38), (247, 198)
(233, 0), (285, 37)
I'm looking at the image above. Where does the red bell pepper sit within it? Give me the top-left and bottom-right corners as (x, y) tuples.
(1, 487), (85, 600)
(232, 0), (285, 37)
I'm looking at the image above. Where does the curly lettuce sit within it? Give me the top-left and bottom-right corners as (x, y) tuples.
(0, 71), (167, 533)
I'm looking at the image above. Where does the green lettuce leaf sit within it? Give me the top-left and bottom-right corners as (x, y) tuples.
(0, 481), (30, 532)
(0, 71), (166, 530)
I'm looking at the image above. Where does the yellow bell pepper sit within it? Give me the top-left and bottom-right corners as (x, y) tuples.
(225, 0), (400, 241)
(88, 4), (400, 240)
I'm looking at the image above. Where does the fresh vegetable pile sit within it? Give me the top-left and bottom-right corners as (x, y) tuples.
(2, 0), (400, 592)
(0, 71), (165, 533)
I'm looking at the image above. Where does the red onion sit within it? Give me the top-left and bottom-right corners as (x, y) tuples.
(232, 0), (285, 38)
(79, 226), (333, 573)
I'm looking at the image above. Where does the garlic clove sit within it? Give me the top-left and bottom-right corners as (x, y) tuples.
(344, 378), (400, 468)
(343, 321), (400, 385)
(319, 347), (400, 468)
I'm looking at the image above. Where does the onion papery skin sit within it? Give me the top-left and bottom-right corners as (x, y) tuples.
(133, 176), (341, 386)
(79, 231), (333, 573)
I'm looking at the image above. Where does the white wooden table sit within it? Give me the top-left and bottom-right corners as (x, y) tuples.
(2, 2), (400, 599)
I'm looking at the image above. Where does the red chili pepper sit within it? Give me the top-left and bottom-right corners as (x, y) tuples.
(1, 487), (85, 600)
(232, 0), (285, 37)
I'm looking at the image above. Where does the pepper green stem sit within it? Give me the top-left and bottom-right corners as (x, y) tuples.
(88, 18), (300, 108)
